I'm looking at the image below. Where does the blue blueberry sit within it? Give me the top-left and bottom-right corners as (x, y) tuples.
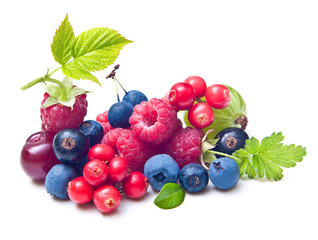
(209, 157), (240, 190)
(214, 127), (249, 158)
(78, 120), (104, 147)
(123, 90), (148, 107)
(73, 156), (89, 176)
(144, 154), (180, 191)
(108, 101), (134, 128)
(53, 128), (90, 165)
(179, 163), (209, 193)
(45, 164), (78, 199)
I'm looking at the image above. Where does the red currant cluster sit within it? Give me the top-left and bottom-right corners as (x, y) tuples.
(168, 76), (231, 129)
(67, 144), (149, 213)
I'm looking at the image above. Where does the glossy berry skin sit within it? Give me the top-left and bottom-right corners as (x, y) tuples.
(187, 102), (214, 129)
(67, 177), (94, 204)
(41, 92), (87, 133)
(209, 157), (240, 190)
(169, 82), (196, 111)
(214, 127), (249, 158)
(184, 76), (207, 98)
(179, 163), (209, 193)
(205, 84), (231, 109)
(53, 128), (90, 165)
(122, 171), (149, 199)
(108, 101), (134, 128)
(78, 120), (104, 147)
(45, 164), (78, 199)
(109, 157), (129, 182)
(88, 144), (115, 162)
(93, 185), (121, 213)
(83, 159), (109, 187)
(144, 154), (180, 191)
(20, 131), (60, 181)
(123, 90), (148, 107)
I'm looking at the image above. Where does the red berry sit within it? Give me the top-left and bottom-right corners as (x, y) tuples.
(83, 159), (109, 187)
(165, 127), (205, 168)
(184, 76), (207, 98)
(41, 93), (88, 133)
(122, 172), (149, 199)
(188, 102), (214, 129)
(20, 131), (60, 181)
(93, 185), (121, 213)
(109, 157), (129, 182)
(205, 84), (231, 109)
(67, 177), (94, 204)
(88, 144), (115, 162)
(129, 98), (179, 145)
(96, 110), (114, 136)
(168, 82), (196, 110)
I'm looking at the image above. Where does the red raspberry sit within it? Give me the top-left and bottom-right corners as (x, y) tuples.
(101, 128), (151, 172)
(165, 127), (204, 168)
(129, 98), (179, 145)
(40, 93), (88, 133)
(96, 110), (114, 136)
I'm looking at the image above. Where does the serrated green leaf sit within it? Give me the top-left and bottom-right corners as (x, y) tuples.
(233, 132), (306, 180)
(51, 14), (75, 65)
(154, 183), (185, 209)
(61, 27), (132, 82)
(62, 60), (100, 85)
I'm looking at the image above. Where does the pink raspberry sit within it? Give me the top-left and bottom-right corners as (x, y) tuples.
(40, 93), (87, 133)
(101, 128), (151, 172)
(96, 110), (114, 136)
(165, 127), (204, 169)
(129, 98), (180, 145)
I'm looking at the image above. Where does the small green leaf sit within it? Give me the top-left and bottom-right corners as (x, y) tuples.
(51, 14), (75, 65)
(41, 97), (59, 108)
(154, 183), (185, 209)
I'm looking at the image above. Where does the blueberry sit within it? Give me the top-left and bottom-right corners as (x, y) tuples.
(144, 154), (180, 191)
(208, 157), (240, 190)
(53, 128), (90, 165)
(108, 101), (134, 128)
(214, 127), (249, 158)
(179, 163), (209, 193)
(78, 120), (104, 147)
(73, 156), (89, 176)
(45, 164), (78, 199)
(123, 90), (148, 107)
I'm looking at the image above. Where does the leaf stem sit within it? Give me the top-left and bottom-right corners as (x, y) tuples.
(206, 150), (241, 162)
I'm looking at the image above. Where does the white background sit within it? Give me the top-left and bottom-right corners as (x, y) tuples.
(1, 0), (317, 239)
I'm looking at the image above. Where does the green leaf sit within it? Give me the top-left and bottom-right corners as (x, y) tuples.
(154, 183), (185, 209)
(41, 96), (59, 109)
(232, 132), (307, 180)
(61, 27), (132, 84)
(51, 14), (75, 65)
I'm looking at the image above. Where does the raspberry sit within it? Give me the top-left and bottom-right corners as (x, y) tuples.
(165, 127), (204, 168)
(40, 92), (88, 133)
(96, 110), (114, 136)
(101, 128), (151, 172)
(129, 98), (179, 145)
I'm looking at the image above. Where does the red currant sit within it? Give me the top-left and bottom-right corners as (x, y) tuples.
(188, 102), (214, 129)
(93, 185), (121, 213)
(109, 157), (129, 182)
(122, 171), (149, 199)
(184, 75), (207, 98)
(88, 144), (115, 162)
(83, 159), (109, 187)
(205, 84), (231, 109)
(67, 177), (94, 204)
(169, 82), (196, 111)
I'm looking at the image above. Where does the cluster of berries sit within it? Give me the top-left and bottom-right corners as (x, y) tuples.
(168, 76), (231, 129)
(20, 67), (248, 213)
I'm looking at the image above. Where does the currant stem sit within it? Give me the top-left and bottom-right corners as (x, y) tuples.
(114, 76), (127, 94)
